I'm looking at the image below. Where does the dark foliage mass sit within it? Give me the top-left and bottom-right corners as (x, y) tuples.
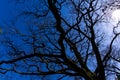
(1, 0), (120, 80)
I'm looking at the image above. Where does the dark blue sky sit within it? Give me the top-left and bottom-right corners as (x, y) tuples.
(0, 0), (32, 80)
(0, 1), (14, 24)
(0, 1), (68, 80)
(0, 1), (78, 80)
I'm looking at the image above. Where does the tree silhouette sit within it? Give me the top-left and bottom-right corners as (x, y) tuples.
(1, 0), (120, 80)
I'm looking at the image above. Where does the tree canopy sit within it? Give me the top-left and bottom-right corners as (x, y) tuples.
(1, 0), (120, 80)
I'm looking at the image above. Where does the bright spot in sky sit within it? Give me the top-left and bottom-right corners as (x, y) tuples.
(112, 9), (120, 22)
(111, 9), (120, 33)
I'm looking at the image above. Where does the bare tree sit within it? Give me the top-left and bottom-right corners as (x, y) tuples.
(1, 0), (120, 80)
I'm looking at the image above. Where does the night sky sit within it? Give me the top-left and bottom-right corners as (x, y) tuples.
(0, 1), (72, 80)
(0, 0), (33, 80)
(0, 1), (15, 24)
(0, 0), (115, 80)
